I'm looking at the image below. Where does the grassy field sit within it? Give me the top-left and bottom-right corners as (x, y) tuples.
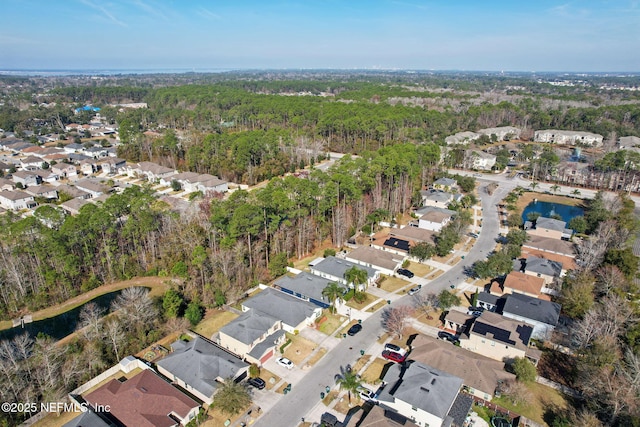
(493, 381), (569, 425)
(192, 310), (239, 339)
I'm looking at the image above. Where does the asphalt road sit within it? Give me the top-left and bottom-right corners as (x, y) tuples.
(253, 179), (518, 427)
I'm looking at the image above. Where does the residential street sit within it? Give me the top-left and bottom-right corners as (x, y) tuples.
(253, 179), (518, 427)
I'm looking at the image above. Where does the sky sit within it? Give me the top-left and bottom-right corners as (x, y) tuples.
(1, 0), (639, 72)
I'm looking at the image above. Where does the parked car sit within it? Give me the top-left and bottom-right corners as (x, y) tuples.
(467, 310), (483, 317)
(382, 350), (407, 363)
(408, 285), (422, 295)
(358, 386), (377, 401)
(276, 357), (294, 369)
(437, 331), (459, 344)
(397, 268), (414, 278)
(384, 343), (407, 355)
(347, 323), (363, 336)
(247, 377), (266, 390)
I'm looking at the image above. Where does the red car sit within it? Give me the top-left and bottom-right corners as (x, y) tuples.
(382, 350), (407, 363)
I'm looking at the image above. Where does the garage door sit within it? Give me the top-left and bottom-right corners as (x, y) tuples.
(260, 349), (274, 364)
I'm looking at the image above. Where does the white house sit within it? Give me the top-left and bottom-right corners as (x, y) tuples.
(0, 190), (37, 210)
(466, 150), (497, 170)
(414, 206), (456, 232)
(344, 246), (405, 276)
(445, 131), (480, 146)
(477, 126), (521, 141)
(534, 130), (603, 146)
(309, 256), (379, 290)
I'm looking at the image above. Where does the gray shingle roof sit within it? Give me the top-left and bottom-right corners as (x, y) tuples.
(378, 362), (462, 419)
(502, 293), (561, 327)
(447, 392), (474, 427)
(274, 272), (333, 304)
(524, 255), (562, 277)
(434, 177), (457, 187)
(247, 329), (286, 360)
(242, 288), (318, 329)
(310, 256), (378, 281)
(535, 217), (567, 232)
(421, 189), (454, 203)
(63, 410), (113, 427)
(219, 309), (279, 345)
(157, 336), (248, 399)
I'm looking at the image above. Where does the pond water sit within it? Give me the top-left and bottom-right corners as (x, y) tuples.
(0, 289), (128, 342)
(521, 200), (584, 224)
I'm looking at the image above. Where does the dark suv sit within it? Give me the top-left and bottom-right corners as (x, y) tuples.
(397, 268), (414, 278)
(247, 377), (266, 389)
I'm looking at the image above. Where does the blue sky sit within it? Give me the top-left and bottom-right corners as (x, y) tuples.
(1, 0), (639, 72)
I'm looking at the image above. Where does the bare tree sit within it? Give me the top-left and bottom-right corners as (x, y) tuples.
(103, 317), (126, 361)
(382, 305), (414, 339)
(78, 302), (105, 341)
(164, 316), (191, 335)
(595, 265), (628, 297)
(31, 335), (64, 402)
(412, 293), (437, 320)
(111, 287), (158, 330)
(502, 380), (533, 406)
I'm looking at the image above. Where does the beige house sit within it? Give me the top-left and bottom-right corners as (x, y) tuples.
(459, 311), (534, 362)
(443, 310), (474, 335)
(534, 129), (603, 146)
(491, 271), (545, 299)
(409, 334), (516, 401)
(344, 246), (404, 276)
(525, 217), (572, 240)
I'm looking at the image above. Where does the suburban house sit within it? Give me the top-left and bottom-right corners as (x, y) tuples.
(371, 232), (413, 256)
(63, 142), (84, 153)
(241, 287), (322, 333)
(390, 226), (437, 246)
(618, 135), (640, 150)
(520, 245), (577, 275)
(156, 336), (249, 405)
(377, 361), (472, 427)
(60, 197), (91, 215)
(534, 129), (603, 146)
(477, 126), (521, 141)
(445, 131), (480, 146)
(217, 309), (285, 365)
(309, 256), (380, 290)
(51, 163), (78, 179)
(0, 190), (37, 210)
(274, 271), (334, 309)
(409, 334), (516, 401)
(466, 150), (496, 170)
(128, 161), (176, 181)
(459, 311), (534, 362)
(56, 184), (90, 200)
(522, 235), (576, 258)
(33, 169), (59, 183)
(62, 410), (113, 427)
(0, 178), (13, 191)
(501, 293), (561, 341)
(11, 170), (42, 187)
(414, 206), (456, 232)
(443, 310), (475, 335)
(342, 405), (419, 427)
(97, 157), (127, 174)
(74, 178), (111, 198)
(83, 369), (200, 427)
(518, 255), (563, 285)
(420, 189), (455, 208)
(20, 156), (44, 170)
(80, 159), (97, 175)
(344, 246), (405, 276)
(161, 172), (229, 193)
(476, 292), (501, 312)
(525, 216), (573, 240)
(24, 185), (58, 200)
(490, 271), (546, 299)
(432, 177), (458, 191)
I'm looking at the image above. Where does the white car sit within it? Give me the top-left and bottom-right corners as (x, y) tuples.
(276, 357), (294, 370)
(358, 387), (377, 401)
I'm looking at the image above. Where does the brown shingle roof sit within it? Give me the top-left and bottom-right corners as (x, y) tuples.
(523, 235), (576, 256)
(84, 369), (199, 427)
(503, 271), (544, 296)
(521, 247), (577, 271)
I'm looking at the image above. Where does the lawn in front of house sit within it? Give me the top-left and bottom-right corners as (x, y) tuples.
(493, 381), (569, 425)
(192, 309), (239, 339)
(283, 333), (319, 365)
(378, 275), (407, 292)
(414, 308), (444, 327)
(360, 357), (388, 384)
(202, 402), (253, 427)
(345, 292), (377, 310)
(317, 311), (347, 335)
(406, 261), (433, 277)
(366, 300), (388, 312)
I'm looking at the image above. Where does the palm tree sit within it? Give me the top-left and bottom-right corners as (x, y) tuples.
(335, 367), (362, 404)
(322, 282), (346, 313)
(572, 189), (581, 198)
(212, 378), (252, 415)
(551, 184), (560, 194)
(529, 181), (539, 191)
(344, 266), (369, 292)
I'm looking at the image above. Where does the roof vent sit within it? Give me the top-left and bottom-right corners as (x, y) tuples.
(420, 386), (430, 393)
(431, 378), (436, 385)
(140, 387), (148, 393)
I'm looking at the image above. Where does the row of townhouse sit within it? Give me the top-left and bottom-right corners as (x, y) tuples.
(126, 161), (229, 193)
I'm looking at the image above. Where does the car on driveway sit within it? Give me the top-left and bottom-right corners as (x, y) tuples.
(382, 350), (407, 363)
(437, 331), (459, 344)
(276, 357), (294, 369)
(397, 268), (414, 278)
(347, 323), (363, 336)
(384, 343), (407, 355)
(467, 310), (483, 317)
(358, 386), (377, 401)
(247, 377), (266, 390)
(408, 285), (421, 295)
